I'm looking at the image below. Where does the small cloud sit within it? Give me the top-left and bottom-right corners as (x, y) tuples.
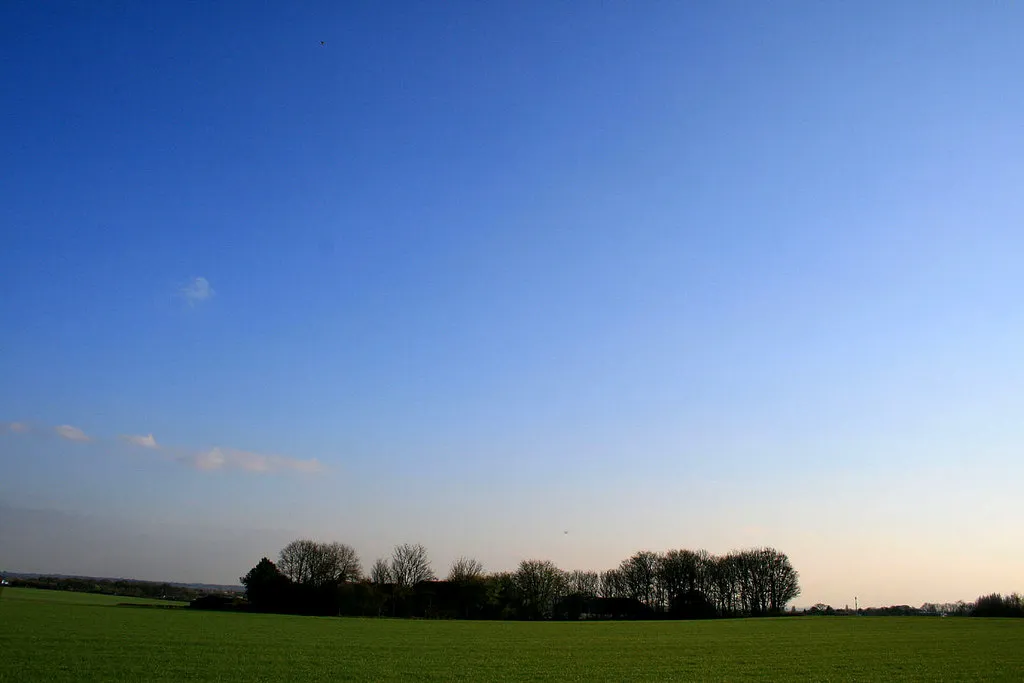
(181, 276), (213, 305)
(121, 433), (159, 449)
(184, 447), (323, 475)
(3, 422), (30, 434)
(55, 425), (90, 442)
(192, 447), (227, 471)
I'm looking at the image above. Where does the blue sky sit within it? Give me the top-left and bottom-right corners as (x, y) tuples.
(2, 2), (1023, 605)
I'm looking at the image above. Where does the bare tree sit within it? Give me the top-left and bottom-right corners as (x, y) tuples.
(693, 549), (715, 599)
(390, 543), (434, 587)
(760, 547), (800, 614)
(658, 549), (699, 604)
(278, 539), (316, 585)
(326, 541), (363, 583)
(714, 547), (800, 616)
(710, 553), (740, 616)
(599, 568), (625, 598)
(448, 556), (484, 583)
(370, 557), (392, 585)
(277, 539), (361, 588)
(514, 559), (566, 620)
(730, 549), (758, 615)
(566, 569), (599, 597)
(620, 551), (661, 610)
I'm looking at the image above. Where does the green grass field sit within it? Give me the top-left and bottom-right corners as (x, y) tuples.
(2, 588), (1022, 681)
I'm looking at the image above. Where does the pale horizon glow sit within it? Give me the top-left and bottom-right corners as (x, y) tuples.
(2, 2), (1023, 609)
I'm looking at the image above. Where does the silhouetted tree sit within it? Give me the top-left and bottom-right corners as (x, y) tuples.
(760, 547), (800, 613)
(514, 560), (565, 620)
(240, 557), (291, 611)
(599, 568), (626, 598)
(710, 553), (741, 616)
(620, 551), (661, 611)
(448, 556), (484, 583)
(370, 557), (391, 585)
(658, 550), (700, 614)
(390, 543), (434, 587)
(972, 593), (1024, 618)
(444, 556), (486, 618)
(486, 571), (518, 619)
(278, 540), (362, 588)
(566, 569), (600, 597)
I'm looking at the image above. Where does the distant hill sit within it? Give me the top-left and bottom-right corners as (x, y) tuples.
(1, 571), (243, 602)
(1, 571), (242, 593)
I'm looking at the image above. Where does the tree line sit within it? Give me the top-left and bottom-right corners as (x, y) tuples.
(806, 594), (1024, 618)
(230, 540), (802, 620)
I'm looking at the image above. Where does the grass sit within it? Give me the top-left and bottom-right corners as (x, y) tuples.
(1, 588), (1022, 681)
(0, 587), (187, 607)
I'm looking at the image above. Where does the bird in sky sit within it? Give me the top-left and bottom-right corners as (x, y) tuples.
(320, 41), (325, 46)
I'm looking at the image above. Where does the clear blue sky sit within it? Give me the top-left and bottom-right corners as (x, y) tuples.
(2, 1), (1023, 606)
